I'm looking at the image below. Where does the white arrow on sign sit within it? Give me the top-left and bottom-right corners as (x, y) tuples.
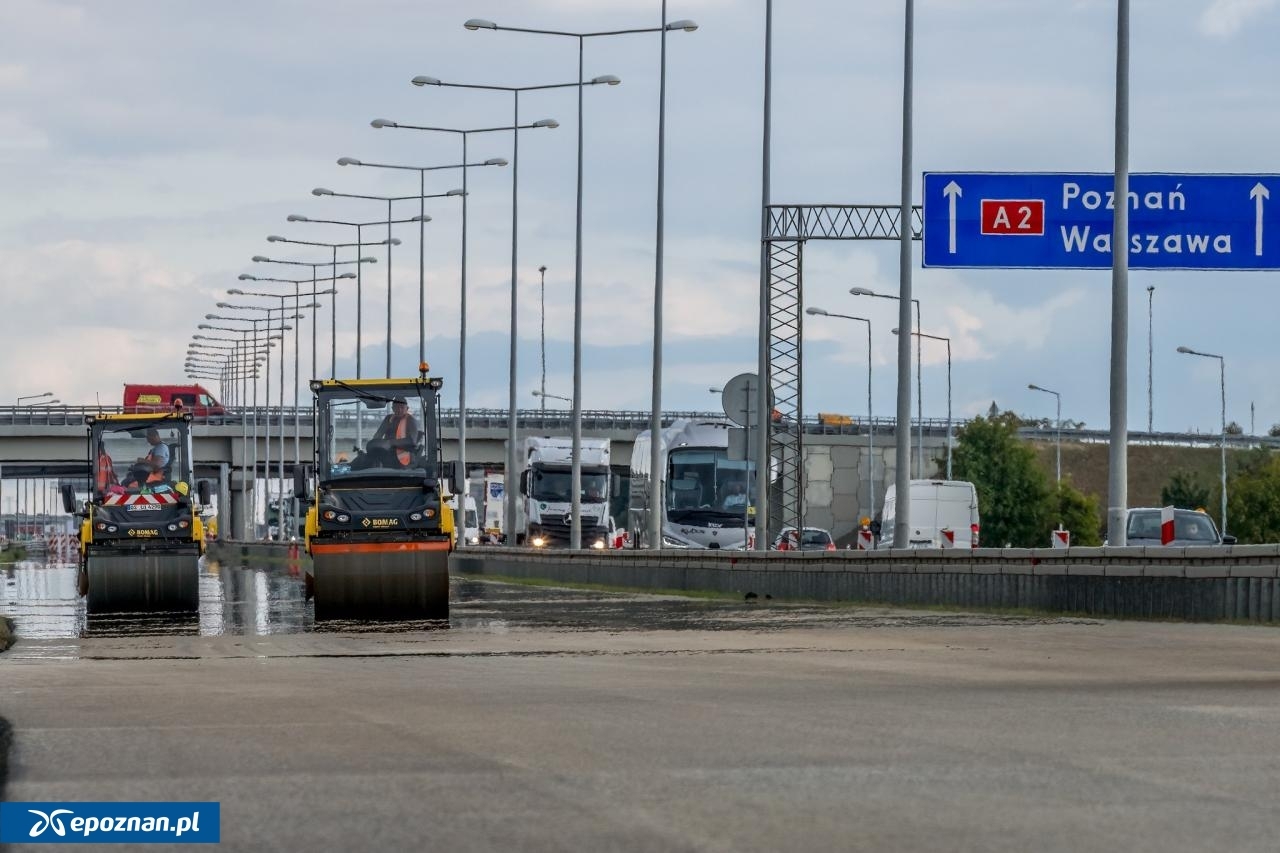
(1251, 182), (1269, 257)
(943, 180), (962, 254)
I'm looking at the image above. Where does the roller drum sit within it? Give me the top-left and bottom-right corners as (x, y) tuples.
(311, 541), (449, 621)
(85, 551), (200, 613)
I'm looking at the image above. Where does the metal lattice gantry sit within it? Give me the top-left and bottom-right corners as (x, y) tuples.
(762, 203), (923, 538)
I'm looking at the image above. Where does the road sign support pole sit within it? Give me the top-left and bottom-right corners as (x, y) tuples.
(1107, 0), (1130, 546)
(894, 0), (915, 547)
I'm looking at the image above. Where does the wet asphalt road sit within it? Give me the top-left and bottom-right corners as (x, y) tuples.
(3, 557), (1280, 852)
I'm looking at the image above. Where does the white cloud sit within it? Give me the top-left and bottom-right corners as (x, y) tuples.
(1199, 0), (1278, 36)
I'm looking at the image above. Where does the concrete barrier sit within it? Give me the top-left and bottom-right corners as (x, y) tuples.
(451, 546), (1280, 623)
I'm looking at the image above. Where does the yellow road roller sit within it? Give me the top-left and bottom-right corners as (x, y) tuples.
(62, 411), (209, 612)
(298, 370), (457, 620)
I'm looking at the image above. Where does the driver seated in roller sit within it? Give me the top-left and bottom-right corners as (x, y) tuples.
(355, 397), (418, 469)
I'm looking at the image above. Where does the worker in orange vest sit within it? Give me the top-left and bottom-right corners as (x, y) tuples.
(361, 397), (418, 468)
(95, 441), (118, 492)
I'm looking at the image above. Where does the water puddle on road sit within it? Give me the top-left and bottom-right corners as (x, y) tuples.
(3, 558), (1095, 652)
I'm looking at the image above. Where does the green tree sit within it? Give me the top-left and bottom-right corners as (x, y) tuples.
(1220, 451), (1280, 543)
(1160, 470), (1211, 510)
(1048, 482), (1102, 546)
(952, 413), (1052, 547)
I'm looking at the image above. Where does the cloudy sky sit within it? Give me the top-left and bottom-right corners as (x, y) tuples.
(2, 0), (1278, 434)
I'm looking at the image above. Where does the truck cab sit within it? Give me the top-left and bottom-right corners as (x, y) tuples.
(519, 436), (615, 548)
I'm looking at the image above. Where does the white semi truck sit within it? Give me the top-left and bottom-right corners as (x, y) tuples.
(519, 436), (614, 548)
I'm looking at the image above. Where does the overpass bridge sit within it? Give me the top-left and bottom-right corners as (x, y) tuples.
(2, 405), (1263, 546)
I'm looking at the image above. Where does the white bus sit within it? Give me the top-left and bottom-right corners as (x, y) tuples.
(629, 418), (756, 549)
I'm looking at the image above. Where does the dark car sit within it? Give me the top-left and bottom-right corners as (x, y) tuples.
(1125, 508), (1236, 546)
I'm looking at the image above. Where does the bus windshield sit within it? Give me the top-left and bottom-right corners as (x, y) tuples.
(666, 449), (755, 520)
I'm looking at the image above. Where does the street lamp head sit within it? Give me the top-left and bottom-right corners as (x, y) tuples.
(1028, 383), (1040, 391)
(311, 188), (333, 197)
(338, 272), (356, 279)
(849, 286), (878, 297)
(805, 307), (829, 317)
(666, 19), (699, 31)
(532, 119), (558, 129)
(251, 255), (269, 263)
(370, 118), (396, 129)
(410, 215), (432, 223)
(336, 157), (361, 167)
(591, 75), (621, 86)
(539, 265), (547, 273)
(1176, 346), (1193, 354)
(359, 256), (378, 264)
(303, 302), (322, 310)
(389, 238), (402, 246)
(237, 274), (255, 281)
(227, 288), (243, 295)
(410, 75), (442, 86)
(463, 18), (497, 30)
(316, 288), (337, 295)
(446, 188), (465, 196)
(266, 235), (284, 242)
(287, 214), (309, 222)
(484, 157), (508, 166)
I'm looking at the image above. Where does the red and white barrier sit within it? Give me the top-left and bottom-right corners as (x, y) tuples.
(939, 528), (956, 549)
(857, 528), (873, 550)
(1051, 528), (1070, 549)
(1161, 505), (1176, 545)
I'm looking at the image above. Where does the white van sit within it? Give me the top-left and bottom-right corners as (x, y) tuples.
(878, 480), (980, 549)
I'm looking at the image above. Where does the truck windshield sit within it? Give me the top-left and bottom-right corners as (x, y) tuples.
(530, 470), (609, 502)
(666, 449), (755, 519)
(323, 395), (430, 481)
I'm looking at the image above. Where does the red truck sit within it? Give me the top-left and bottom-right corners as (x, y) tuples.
(123, 384), (226, 417)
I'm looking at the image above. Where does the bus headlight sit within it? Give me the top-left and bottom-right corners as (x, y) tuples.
(661, 535), (687, 548)
(532, 535), (546, 547)
(591, 540), (606, 550)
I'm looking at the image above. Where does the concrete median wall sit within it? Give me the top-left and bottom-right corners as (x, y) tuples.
(451, 546), (1280, 623)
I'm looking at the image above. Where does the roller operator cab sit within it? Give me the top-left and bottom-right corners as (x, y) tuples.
(62, 412), (210, 613)
(300, 373), (459, 620)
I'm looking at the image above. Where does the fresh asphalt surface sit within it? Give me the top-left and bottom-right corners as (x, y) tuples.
(2, 557), (1279, 852)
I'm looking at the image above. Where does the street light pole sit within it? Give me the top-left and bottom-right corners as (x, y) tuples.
(806, 308), (875, 525)
(1152, 284), (1162, 435)
(1177, 346), (1227, 535)
(464, 15), (692, 550)
(850, 287), (923, 475)
(897, 328), (951, 479)
(539, 265), (547, 411)
(1028, 383), (1062, 486)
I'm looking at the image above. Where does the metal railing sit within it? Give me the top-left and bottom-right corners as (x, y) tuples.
(0, 405), (1275, 450)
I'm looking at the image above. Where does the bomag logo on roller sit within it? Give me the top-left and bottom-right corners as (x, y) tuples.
(127, 529), (160, 537)
(361, 517), (400, 528)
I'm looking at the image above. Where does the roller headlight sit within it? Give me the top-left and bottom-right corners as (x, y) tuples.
(468, 536), (480, 545)
(107, 525), (118, 533)
(424, 508), (436, 518)
(167, 524), (178, 531)
(323, 510), (336, 520)
(531, 535), (546, 547)
(178, 519), (190, 529)
(409, 512), (423, 521)
(96, 522), (106, 531)
(336, 514), (350, 523)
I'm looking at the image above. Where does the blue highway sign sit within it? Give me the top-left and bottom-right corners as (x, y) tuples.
(922, 172), (1280, 270)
